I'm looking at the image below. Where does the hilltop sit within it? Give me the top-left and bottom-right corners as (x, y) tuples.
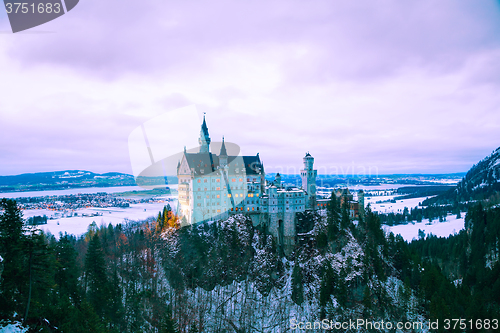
(424, 147), (500, 206)
(0, 170), (136, 193)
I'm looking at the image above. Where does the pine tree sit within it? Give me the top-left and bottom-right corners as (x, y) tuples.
(327, 192), (340, 240)
(0, 198), (28, 317)
(291, 262), (304, 305)
(84, 233), (110, 319)
(55, 233), (80, 301)
(319, 262), (335, 307)
(159, 312), (179, 333)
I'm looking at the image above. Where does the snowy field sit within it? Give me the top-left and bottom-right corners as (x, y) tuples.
(27, 200), (177, 238)
(365, 194), (466, 241)
(367, 196), (434, 214)
(383, 214), (465, 242)
(345, 184), (419, 191)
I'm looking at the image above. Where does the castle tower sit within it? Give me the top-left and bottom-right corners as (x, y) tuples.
(219, 136), (228, 167)
(199, 115), (211, 153)
(275, 173), (282, 188)
(301, 152), (317, 210)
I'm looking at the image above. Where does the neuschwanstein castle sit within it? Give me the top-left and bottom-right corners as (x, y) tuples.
(177, 116), (321, 248)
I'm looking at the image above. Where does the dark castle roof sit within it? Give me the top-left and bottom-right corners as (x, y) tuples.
(184, 152), (262, 176)
(201, 116), (209, 137)
(220, 137), (227, 156)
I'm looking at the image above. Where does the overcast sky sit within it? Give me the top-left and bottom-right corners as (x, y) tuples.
(1, 0), (500, 177)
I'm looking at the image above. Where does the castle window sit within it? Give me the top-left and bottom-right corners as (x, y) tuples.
(257, 207), (259, 211)
(217, 209), (221, 213)
(217, 202), (220, 205)
(217, 194), (220, 198)
(204, 179), (207, 183)
(197, 203), (201, 207)
(252, 207), (254, 211)
(204, 188), (207, 191)
(228, 194), (232, 198)
(197, 196), (201, 199)
(217, 179), (220, 182)
(231, 208), (234, 211)
(239, 178), (243, 182)
(247, 207), (250, 211)
(216, 187), (220, 191)
(198, 179), (201, 183)
(256, 193), (259, 197)
(232, 178), (236, 182)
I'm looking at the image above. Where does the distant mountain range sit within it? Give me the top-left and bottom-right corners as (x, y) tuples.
(0, 170), (136, 193)
(425, 147), (500, 205)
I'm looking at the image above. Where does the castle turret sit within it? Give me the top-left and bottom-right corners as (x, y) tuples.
(275, 173), (281, 188)
(198, 115), (211, 153)
(219, 136), (228, 167)
(301, 152), (317, 210)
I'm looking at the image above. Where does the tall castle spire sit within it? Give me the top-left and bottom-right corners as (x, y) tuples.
(199, 114), (211, 153)
(219, 136), (228, 167)
(220, 136), (227, 156)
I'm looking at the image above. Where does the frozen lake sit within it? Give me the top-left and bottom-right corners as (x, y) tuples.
(0, 186), (150, 199)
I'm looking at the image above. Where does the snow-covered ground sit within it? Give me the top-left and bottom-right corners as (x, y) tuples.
(0, 321), (28, 333)
(345, 184), (419, 191)
(367, 196), (433, 214)
(383, 214), (465, 242)
(22, 199), (177, 238)
(365, 195), (465, 241)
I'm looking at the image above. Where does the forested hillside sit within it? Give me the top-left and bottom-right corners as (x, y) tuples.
(1, 196), (499, 332)
(424, 147), (500, 206)
(0, 170), (136, 193)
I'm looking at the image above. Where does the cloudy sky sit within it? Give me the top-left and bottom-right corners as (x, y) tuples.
(1, 0), (499, 177)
